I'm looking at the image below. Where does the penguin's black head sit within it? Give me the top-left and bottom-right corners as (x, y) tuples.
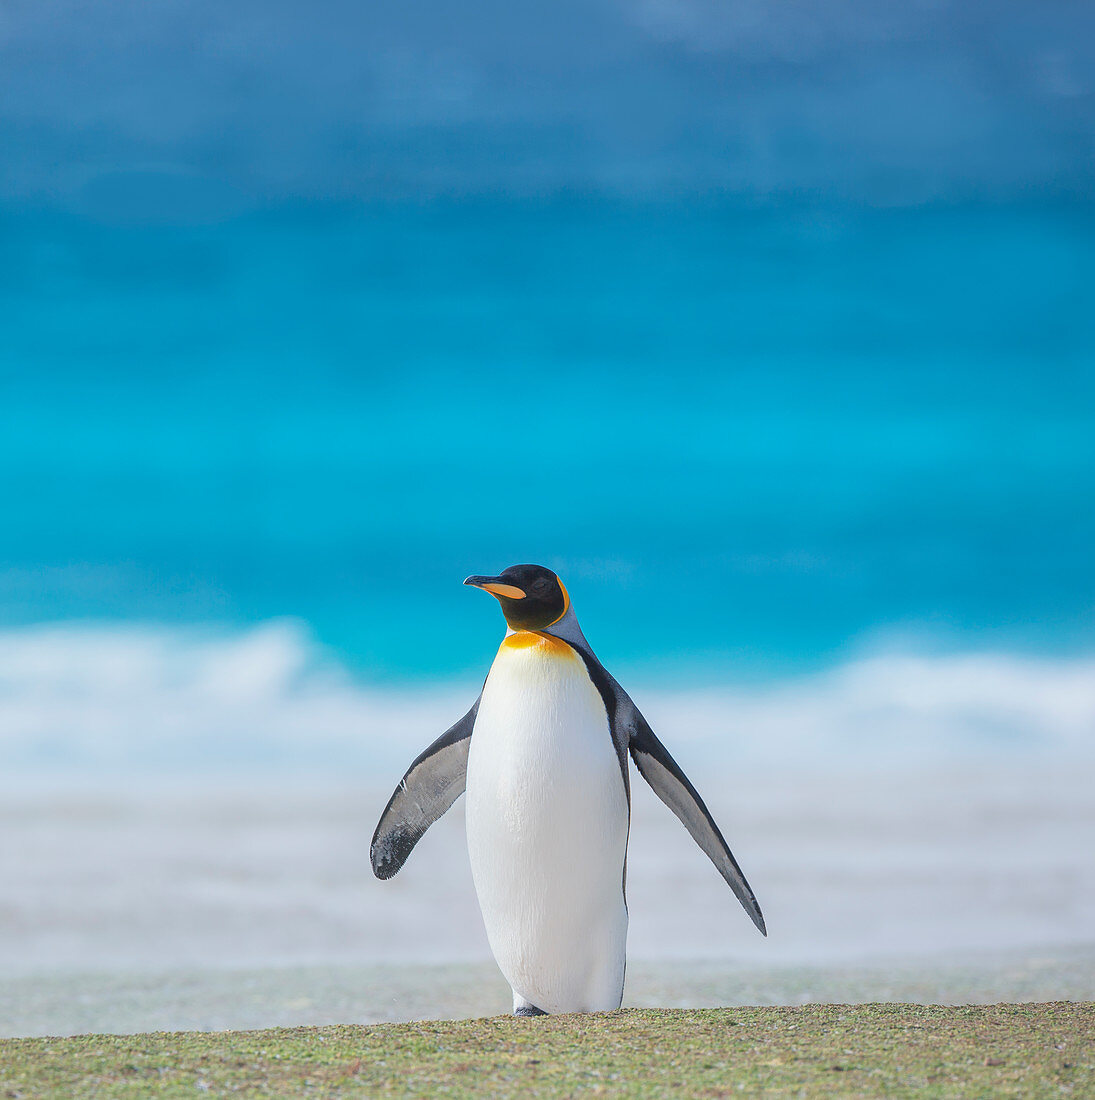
(463, 564), (570, 631)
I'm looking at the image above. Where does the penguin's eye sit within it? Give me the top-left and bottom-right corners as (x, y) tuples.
(533, 578), (549, 593)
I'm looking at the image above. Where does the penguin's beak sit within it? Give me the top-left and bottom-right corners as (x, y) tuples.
(464, 575), (527, 600)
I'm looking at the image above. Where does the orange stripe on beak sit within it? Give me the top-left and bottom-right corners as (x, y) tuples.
(481, 582), (526, 599)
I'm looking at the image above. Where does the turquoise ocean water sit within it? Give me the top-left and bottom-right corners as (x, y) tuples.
(2, 201), (1093, 687)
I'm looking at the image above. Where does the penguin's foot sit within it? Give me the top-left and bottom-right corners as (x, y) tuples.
(514, 1004), (548, 1017)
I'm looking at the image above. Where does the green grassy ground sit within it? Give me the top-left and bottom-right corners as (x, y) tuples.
(2, 1003), (1091, 1099)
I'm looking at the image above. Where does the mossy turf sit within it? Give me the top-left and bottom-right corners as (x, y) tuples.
(2, 1003), (1091, 1099)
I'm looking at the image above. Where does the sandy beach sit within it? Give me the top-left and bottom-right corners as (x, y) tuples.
(3, 950), (1094, 1039)
(3, 760), (1091, 1037)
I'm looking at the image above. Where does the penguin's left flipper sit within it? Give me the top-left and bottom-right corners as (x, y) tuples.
(370, 698), (480, 880)
(627, 709), (767, 936)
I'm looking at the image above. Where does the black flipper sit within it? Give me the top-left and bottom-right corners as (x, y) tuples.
(628, 709), (766, 935)
(552, 617), (765, 938)
(370, 699), (479, 880)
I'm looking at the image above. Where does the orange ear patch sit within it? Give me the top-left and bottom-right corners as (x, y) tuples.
(482, 582), (527, 599)
(548, 578), (571, 625)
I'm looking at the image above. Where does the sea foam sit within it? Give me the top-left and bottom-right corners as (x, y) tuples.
(0, 621), (1091, 776)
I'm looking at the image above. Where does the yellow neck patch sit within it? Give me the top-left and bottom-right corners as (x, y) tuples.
(501, 631), (572, 655)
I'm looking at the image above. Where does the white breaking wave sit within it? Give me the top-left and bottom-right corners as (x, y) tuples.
(0, 621), (1092, 776)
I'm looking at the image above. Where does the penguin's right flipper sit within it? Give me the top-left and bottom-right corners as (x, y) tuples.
(628, 709), (767, 936)
(370, 699), (479, 880)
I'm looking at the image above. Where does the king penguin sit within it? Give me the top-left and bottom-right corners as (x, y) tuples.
(371, 564), (765, 1016)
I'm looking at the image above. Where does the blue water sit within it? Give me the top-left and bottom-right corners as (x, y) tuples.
(2, 201), (1093, 682)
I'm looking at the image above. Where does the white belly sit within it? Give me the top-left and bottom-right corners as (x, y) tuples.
(465, 632), (630, 1014)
